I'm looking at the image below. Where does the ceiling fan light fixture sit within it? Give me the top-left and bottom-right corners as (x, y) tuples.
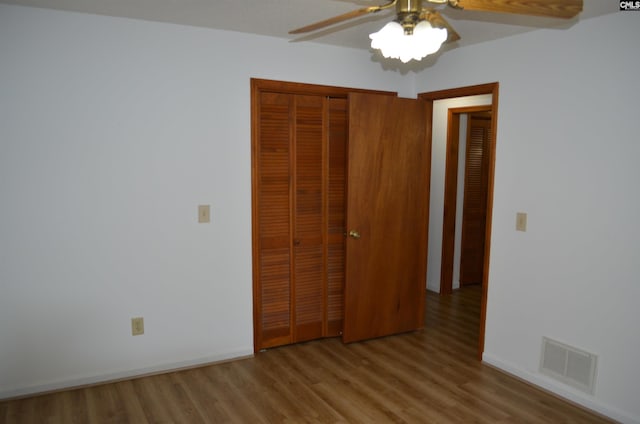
(369, 20), (447, 63)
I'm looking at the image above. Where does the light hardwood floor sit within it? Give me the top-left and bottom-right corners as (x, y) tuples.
(1, 287), (613, 423)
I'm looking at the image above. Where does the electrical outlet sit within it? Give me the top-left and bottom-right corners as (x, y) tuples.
(131, 317), (144, 336)
(198, 205), (210, 223)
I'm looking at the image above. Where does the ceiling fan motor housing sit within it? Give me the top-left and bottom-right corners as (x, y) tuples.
(396, 0), (423, 34)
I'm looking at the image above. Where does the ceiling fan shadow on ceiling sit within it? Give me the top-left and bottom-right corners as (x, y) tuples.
(289, 0), (583, 63)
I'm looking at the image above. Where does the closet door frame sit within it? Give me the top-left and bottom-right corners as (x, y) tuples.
(251, 79), (395, 352)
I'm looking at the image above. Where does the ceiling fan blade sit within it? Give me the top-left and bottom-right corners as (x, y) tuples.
(289, 0), (397, 34)
(453, 0), (582, 19)
(423, 10), (461, 43)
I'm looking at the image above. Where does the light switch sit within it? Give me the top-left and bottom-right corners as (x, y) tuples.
(516, 212), (527, 232)
(131, 317), (144, 336)
(198, 205), (210, 223)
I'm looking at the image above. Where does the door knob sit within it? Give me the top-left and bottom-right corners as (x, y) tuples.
(348, 230), (361, 239)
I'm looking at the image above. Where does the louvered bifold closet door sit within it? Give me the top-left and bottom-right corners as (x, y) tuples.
(326, 98), (347, 336)
(460, 116), (491, 285)
(255, 91), (346, 350)
(257, 92), (293, 348)
(293, 95), (325, 342)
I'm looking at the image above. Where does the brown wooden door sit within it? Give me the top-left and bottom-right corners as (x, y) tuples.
(326, 97), (348, 336)
(254, 91), (293, 349)
(343, 93), (431, 343)
(459, 114), (491, 285)
(292, 94), (326, 342)
(293, 95), (348, 341)
(253, 89), (347, 350)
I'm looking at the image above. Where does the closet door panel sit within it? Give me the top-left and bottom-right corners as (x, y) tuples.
(326, 98), (347, 336)
(343, 93), (430, 343)
(253, 80), (367, 351)
(293, 95), (325, 342)
(256, 92), (293, 348)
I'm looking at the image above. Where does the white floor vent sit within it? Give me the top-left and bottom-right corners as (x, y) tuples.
(540, 337), (597, 394)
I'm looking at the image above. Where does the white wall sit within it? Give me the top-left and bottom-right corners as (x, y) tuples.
(0, 4), (413, 398)
(417, 12), (640, 424)
(427, 96), (491, 292)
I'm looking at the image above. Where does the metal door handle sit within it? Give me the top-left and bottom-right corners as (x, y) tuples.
(348, 230), (361, 239)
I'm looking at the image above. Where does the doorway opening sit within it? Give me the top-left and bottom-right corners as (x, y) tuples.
(419, 82), (499, 360)
(440, 107), (493, 295)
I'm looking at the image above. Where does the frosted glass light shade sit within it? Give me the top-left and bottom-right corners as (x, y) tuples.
(370, 20), (447, 63)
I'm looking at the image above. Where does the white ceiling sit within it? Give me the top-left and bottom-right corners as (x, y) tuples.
(1, 0), (618, 51)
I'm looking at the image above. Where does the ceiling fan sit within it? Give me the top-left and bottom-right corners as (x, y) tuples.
(289, 0), (583, 62)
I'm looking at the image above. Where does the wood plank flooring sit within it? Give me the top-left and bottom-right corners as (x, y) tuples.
(0, 286), (613, 423)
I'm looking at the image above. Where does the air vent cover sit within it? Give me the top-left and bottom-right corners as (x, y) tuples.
(540, 337), (597, 394)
